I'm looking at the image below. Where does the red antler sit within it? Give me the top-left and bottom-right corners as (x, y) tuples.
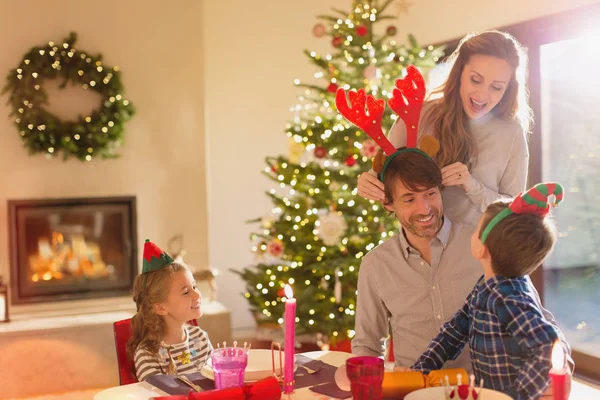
(336, 87), (397, 156)
(388, 65), (426, 149)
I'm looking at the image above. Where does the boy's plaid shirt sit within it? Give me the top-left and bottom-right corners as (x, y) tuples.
(412, 275), (566, 400)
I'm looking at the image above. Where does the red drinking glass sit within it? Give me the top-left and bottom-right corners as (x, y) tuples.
(345, 356), (385, 400)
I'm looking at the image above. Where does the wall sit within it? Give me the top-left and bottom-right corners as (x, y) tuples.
(202, 0), (600, 333)
(0, 0), (209, 317)
(202, 0), (343, 333)
(395, 0), (600, 44)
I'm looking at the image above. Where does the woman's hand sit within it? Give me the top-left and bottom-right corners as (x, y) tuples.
(441, 162), (473, 192)
(357, 172), (385, 202)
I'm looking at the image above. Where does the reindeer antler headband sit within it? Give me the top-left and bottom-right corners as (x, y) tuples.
(335, 65), (440, 182)
(481, 182), (564, 244)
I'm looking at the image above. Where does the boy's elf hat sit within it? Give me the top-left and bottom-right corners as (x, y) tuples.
(142, 239), (174, 273)
(335, 65), (441, 183)
(481, 182), (564, 244)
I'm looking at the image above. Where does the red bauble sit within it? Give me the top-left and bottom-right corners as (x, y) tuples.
(277, 288), (286, 297)
(356, 26), (368, 37)
(327, 83), (338, 93)
(345, 155), (357, 167)
(332, 37), (343, 48)
(386, 25), (397, 36)
(271, 166), (278, 173)
(312, 23), (326, 38)
(314, 146), (328, 158)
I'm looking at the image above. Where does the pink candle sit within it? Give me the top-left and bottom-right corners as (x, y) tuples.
(284, 284), (296, 394)
(549, 340), (568, 400)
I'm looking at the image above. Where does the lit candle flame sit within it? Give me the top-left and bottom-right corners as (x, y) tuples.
(284, 284), (294, 299)
(551, 340), (566, 373)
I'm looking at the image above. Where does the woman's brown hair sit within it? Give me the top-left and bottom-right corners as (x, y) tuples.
(425, 30), (533, 168)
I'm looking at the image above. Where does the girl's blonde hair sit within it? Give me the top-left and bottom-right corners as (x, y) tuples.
(425, 30), (533, 168)
(126, 262), (186, 360)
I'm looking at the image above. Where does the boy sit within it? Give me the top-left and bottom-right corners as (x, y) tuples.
(411, 183), (572, 400)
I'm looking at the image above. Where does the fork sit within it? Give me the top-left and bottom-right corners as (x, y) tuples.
(299, 365), (323, 375)
(176, 375), (202, 392)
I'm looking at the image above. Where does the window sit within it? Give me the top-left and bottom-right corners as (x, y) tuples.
(432, 3), (600, 381)
(540, 33), (600, 365)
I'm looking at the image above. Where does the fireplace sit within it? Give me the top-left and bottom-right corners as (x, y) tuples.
(8, 196), (137, 304)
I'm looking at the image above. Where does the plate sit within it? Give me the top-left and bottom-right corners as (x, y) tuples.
(404, 386), (513, 400)
(201, 349), (296, 382)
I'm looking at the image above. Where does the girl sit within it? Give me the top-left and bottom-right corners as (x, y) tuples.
(357, 30), (532, 226)
(127, 239), (213, 381)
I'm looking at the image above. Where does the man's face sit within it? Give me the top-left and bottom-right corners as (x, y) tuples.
(385, 180), (443, 239)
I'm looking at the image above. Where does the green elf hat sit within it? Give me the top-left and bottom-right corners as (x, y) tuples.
(142, 239), (174, 274)
(481, 182), (564, 244)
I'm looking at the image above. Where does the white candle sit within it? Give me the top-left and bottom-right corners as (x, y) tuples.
(0, 296), (5, 321)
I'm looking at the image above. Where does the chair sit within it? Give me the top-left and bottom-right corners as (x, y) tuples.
(113, 317), (199, 386)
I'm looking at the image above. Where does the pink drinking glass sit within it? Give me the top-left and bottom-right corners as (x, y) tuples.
(210, 347), (249, 389)
(345, 356), (385, 400)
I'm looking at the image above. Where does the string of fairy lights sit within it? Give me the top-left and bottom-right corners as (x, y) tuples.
(3, 32), (135, 161)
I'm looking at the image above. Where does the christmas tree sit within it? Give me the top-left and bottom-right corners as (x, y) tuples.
(235, 0), (445, 348)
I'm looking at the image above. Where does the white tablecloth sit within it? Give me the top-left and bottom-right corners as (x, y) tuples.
(94, 350), (354, 400)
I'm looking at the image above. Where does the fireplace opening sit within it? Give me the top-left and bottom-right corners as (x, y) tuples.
(8, 196), (137, 304)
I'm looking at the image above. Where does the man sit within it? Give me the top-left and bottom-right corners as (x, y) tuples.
(352, 150), (479, 370)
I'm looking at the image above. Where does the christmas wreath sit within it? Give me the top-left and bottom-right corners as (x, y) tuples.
(2, 32), (135, 161)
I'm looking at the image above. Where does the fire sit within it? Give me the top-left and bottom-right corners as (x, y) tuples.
(29, 232), (109, 282)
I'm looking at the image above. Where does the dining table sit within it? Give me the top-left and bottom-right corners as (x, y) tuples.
(94, 350), (355, 400)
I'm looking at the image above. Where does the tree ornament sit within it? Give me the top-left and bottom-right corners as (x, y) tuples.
(2, 32), (135, 161)
(278, 287), (286, 297)
(320, 277), (329, 290)
(288, 138), (306, 164)
(360, 139), (379, 158)
(255, 241), (268, 256)
(312, 23), (326, 38)
(327, 82), (338, 93)
(316, 211), (348, 246)
(267, 239), (284, 257)
(386, 25), (397, 36)
(345, 155), (357, 167)
(332, 37), (343, 48)
(356, 26), (368, 37)
(261, 216), (276, 229)
(314, 145), (327, 158)
(334, 268), (342, 303)
(363, 64), (381, 81)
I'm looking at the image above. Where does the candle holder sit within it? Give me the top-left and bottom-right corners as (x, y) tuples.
(0, 276), (9, 323)
(270, 341), (284, 382)
(549, 340), (568, 400)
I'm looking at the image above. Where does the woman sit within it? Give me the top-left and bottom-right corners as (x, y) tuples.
(358, 30), (532, 226)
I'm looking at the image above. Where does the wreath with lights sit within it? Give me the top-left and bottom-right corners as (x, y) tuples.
(2, 32), (135, 161)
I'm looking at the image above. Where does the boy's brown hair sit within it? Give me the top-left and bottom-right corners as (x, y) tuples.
(382, 148), (442, 204)
(479, 201), (557, 277)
